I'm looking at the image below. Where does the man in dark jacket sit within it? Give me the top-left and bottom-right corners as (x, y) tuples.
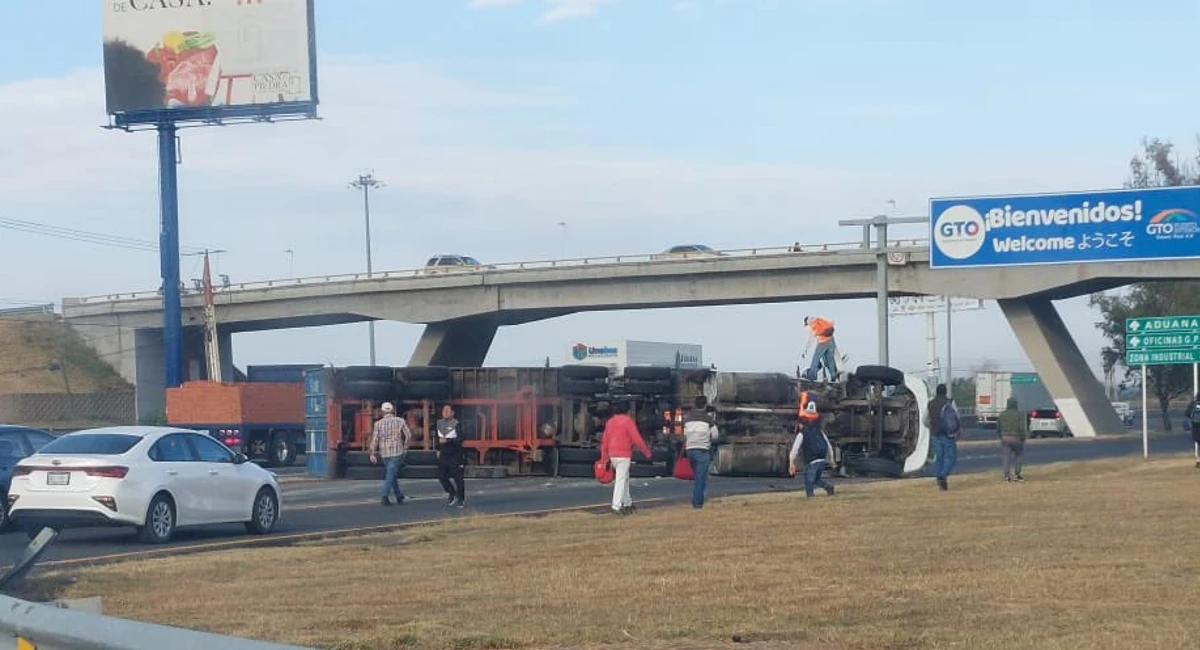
(923, 384), (959, 491)
(436, 405), (467, 507)
(996, 396), (1027, 482)
(1186, 393), (1200, 469)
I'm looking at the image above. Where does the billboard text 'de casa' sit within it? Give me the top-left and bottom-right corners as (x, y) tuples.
(101, 0), (317, 117)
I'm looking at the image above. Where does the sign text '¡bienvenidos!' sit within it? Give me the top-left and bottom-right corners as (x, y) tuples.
(986, 200), (1143, 253)
(935, 199), (1145, 259)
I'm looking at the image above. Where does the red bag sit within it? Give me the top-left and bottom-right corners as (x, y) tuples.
(594, 459), (615, 484)
(673, 451), (695, 481)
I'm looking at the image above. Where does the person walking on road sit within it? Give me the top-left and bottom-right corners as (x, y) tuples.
(682, 396), (719, 509)
(997, 396), (1027, 482)
(801, 316), (839, 381)
(924, 384), (960, 491)
(788, 394), (836, 497)
(600, 401), (652, 515)
(1186, 393), (1200, 469)
(368, 402), (412, 506)
(436, 404), (467, 508)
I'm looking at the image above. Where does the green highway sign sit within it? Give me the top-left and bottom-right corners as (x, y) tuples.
(1125, 315), (1200, 366)
(1126, 349), (1200, 366)
(1125, 315), (1200, 335)
(1125, 333), (1200, 349)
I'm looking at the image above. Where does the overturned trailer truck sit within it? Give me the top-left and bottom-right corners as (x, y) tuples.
(303, 363), (929, 480)
(677, 364), (931, 479)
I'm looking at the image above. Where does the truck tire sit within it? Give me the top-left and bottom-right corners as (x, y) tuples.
(560, 365), (609, 380)
(557, 447), (600, 464)
(630, 463), (669, 478)
(400, 381), (451, 401)
(855, 365), (905, 387)
(398, 366), (452, 382)
(268, 432), (296, 467)
(406, 450), (439, 466)
(342, 366), (394, 383)
(555, 462), (594, 478)
(844, 456), (903, 478)
(623, 379), (673, 395)
(623, 366), (674, 381)
(559, 378), (607, 396)
(342, 380), (395, 402)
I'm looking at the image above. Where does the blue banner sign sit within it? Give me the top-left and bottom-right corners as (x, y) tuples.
(929, 186), (1200, 268)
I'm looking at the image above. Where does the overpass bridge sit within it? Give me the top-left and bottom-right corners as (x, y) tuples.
(62, 238), (1200, 436)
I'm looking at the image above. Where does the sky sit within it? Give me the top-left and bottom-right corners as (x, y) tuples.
(1, 0), (1198, 380)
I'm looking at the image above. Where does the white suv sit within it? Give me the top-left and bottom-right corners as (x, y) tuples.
(420, 254), (490, 274)
(1028, 408), (1070, 438)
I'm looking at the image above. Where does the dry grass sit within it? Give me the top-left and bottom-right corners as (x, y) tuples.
(0, 319), (130, 394)
(56, 457), (1200, 650)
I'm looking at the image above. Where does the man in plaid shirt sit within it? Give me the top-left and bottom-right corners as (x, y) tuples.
(369, 402), (412, 506)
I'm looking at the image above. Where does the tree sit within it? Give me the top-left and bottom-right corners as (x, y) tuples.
(1089, 138), (1200, 429)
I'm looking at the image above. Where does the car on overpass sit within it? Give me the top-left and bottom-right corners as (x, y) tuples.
(8, 426), (281, 544)
(420, 254), (493, 274)
(0, 424), (56, 530)
(651, 244), (724, 260)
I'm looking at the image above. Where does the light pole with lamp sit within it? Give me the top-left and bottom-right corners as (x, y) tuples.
(284, 249), (294, 278)
(558, 221), (567, 259)
(349, 172), (384, 366)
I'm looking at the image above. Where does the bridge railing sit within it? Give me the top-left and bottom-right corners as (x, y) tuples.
(66, 238), (930, 305)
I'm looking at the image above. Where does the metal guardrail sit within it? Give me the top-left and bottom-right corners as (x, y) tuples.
(65, 238), (931, 305)
(0, 593), (314, 650)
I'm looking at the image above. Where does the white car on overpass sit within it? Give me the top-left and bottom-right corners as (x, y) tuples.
(7, 426), (281, 544)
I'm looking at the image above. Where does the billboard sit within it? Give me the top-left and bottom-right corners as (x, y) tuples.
(929, 186), (1200, 269)
(887, 296), (983, 316)
(101, 0), (318, 124)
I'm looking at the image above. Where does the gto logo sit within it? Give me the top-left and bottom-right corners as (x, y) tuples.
(1145, 209), (1199, 240)
(933, 205), (987, 260)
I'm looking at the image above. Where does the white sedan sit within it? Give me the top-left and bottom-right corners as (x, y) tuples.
(7, 426), (281, 544)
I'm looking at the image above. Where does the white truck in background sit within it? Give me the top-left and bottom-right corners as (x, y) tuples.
(974, 371), (1056, 426)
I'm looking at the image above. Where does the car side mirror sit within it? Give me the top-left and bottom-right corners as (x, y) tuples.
(233, 453), (249, 465)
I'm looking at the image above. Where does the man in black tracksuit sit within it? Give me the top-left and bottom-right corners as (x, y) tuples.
(436, 405), (467, 507)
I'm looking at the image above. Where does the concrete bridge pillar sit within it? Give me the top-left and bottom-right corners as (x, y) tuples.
(998, 298), (1123, 438)
(409, 315), (500, 367)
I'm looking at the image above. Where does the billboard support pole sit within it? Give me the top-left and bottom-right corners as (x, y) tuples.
(158, 121), (183, 389)
(945, 296), (953, 396)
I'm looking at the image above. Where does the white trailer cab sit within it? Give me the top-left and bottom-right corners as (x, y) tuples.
(974, 370), (1056, 425)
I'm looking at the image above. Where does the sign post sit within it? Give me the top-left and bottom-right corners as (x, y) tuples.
(1124, 315), (1200, 459)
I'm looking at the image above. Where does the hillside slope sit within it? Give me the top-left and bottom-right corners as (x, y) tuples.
(0, 317), (130, 394)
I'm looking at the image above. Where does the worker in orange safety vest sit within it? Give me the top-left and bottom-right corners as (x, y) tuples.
(801, 316), (839, 381)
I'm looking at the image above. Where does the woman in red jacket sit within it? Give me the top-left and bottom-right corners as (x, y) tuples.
(600, 401), (652, 515)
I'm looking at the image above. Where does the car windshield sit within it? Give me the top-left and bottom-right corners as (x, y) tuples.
(463, 257), (481, 265)
(1030, 409), (1058, 419)
(36, 433), (141, 455)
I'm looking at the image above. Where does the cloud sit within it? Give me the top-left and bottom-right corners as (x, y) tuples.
(469, 0), (527, 7)
(0, 60), (1120, 377)
(540, 0), (618, 23)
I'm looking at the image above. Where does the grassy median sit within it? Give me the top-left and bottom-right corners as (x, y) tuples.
(54, 456), (1200, 650)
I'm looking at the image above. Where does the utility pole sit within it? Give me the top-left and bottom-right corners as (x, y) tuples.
(838, 214), (925, 367)
(349, 172), (384, 366)
(188, 249), (227, 382)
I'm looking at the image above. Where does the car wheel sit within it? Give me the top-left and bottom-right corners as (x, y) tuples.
(137, 493), (175, 544)
(268, 432), (295, 467)
(245, 487), (279, 536)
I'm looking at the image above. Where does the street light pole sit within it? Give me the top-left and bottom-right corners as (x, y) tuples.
(284, 249), (294, 278)
(349, 172), (384, 366)
(558, 221), (567, 259)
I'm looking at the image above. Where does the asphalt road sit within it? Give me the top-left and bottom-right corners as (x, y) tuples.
(2, 430), (1194, 569)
